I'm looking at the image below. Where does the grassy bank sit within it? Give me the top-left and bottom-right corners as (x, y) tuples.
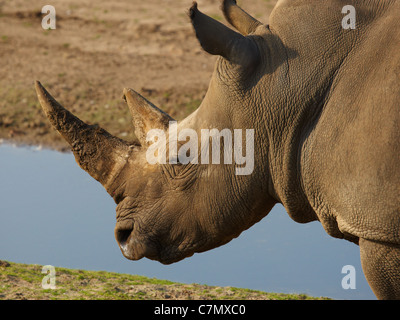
(0, 260), (330, 300)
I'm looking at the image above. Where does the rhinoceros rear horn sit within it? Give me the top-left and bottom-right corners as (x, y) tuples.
(35, 81), (132, 193)
(123, 88), (175, 147)
(221, 0), (262, 36)
(189, 1), (260, 67)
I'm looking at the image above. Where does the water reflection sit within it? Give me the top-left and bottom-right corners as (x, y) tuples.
(0, 144), (375, 299)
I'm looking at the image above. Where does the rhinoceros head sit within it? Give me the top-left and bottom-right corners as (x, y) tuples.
(35, 0), (278, 264)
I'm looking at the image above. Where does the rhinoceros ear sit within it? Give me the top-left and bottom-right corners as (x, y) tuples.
(221, 0), (262, 36)
(189, 2), (260, 67)
(123, 88), (175, 147)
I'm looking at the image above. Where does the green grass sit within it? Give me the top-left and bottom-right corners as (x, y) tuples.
(0, 260), (331, 300)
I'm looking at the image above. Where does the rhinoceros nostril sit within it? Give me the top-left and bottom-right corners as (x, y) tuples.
(116, 228), (132, 246)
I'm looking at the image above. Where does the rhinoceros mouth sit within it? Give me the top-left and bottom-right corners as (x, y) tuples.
(115, 221), (159, 261)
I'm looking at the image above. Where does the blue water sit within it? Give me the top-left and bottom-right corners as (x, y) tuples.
(0, 143), (375, 299)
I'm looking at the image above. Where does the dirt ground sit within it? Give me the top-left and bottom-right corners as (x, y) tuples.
(0, 0), (276, 151)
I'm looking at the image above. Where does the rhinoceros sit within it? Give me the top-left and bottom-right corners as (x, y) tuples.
(35, 0), (399, 299)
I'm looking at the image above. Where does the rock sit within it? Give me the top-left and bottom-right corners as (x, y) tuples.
(0, 260), (10, 267)
(114, 286), (124, 293)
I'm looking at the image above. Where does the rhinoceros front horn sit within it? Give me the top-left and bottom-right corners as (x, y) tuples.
(35, 81), (132, 193)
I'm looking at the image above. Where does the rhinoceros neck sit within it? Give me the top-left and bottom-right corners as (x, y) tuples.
(263, 0), (396, 222)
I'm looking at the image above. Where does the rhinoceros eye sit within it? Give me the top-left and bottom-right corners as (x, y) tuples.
(113, 192), (125, 204)
(161, 162), (198, 191)
(112, 181), (128, 204)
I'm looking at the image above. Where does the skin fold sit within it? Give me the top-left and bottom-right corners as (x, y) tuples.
(35, 0), (400, 299)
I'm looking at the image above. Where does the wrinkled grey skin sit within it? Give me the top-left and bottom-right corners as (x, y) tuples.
(35, 0), (400, 299)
